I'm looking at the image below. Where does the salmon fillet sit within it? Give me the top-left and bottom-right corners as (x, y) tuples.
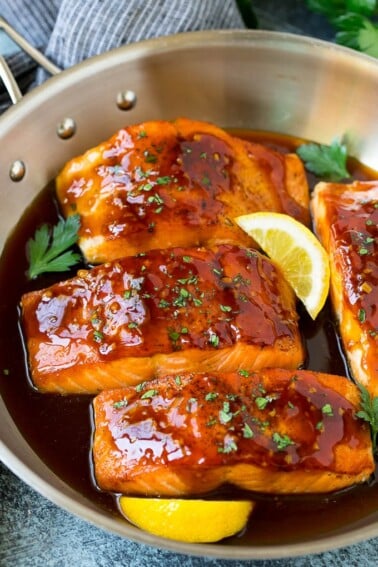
(311, 181), (378, 396)
(20, 245), (304, 394)
(92, 369), (374, 496)
(56, 117), (309, 263)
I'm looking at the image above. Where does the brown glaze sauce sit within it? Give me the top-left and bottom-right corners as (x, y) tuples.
(1, 129), (378, 545)
(23, 246), (297, 371)
(328, 188), (377, 331)
(57, 119), (309, 266)
(99, 370), (366, 475)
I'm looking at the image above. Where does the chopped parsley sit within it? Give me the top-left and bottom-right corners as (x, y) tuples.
(113, 399), (128, 409)
(358, 308), (367, 323)
(147, 194), (164, 205)
(218, 439), (238, 454)
(168, 329), (181, 342)
(140, 183), (153, 192)
(205, 392), (219, 402)
(141, 389), (158, 399)
(242, 423), (254, 439)
(156, 176), (171, 184)
(239, 369), (250, 377)
(272, 432), (295, 451)
(219, 401), (233, 424)
(209, 333), (220, 347)
(93, 330), (104, 342)
(143, 150), (157, 163)
(255, 394), (277, 410)
(322, 403), (334, 417)
(232, 274), (251, 286)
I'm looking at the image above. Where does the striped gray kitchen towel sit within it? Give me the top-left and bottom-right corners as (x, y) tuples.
(0, 0), (245, 108)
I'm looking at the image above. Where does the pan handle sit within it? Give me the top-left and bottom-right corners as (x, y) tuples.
(0, 55), (22, 104)
(0, 16), (61, 104)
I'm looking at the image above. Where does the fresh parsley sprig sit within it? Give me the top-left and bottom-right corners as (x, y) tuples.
(307, 0), (376, 19)
(26, 214), (82, 280)
(296, 138), (351, 181)
(306, 0), (378, 58)
(355, 382), (378, 453)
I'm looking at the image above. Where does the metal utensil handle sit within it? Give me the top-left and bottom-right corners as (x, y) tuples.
(0, 55), (22, 103)
(0, 16), (61, 104)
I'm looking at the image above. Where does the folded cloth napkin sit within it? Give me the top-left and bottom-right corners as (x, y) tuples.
(0, 0), (245, 109)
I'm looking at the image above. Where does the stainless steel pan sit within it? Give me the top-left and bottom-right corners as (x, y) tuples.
(0, 26), (378, 560)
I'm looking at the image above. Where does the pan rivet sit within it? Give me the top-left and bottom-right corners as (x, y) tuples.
(9, 160), (26, 182)
(57, 117), (76, 139)
(116, 90), (137, 110)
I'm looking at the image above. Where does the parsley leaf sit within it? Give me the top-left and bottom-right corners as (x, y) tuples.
(26, 214), (81, 279)
(347, 1), (377, 17)
(296, 138), (351, 181)
(333, 12), (378, 56)
(355, 382), (378, 452)
(334, 13), (369, 49)
(305, 1), (378, 58)
(358, 18), (378, 56)
(307, 0), (376, 19)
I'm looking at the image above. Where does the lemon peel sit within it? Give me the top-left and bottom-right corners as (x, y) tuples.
(119, 497), (254, 543)
(235, 212), (330, 319)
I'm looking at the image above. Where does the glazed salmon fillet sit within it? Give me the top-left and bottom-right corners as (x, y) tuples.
(92, 369), (374, 496)
(56, 117), (309, 263)
(312, 181), (378, 396)
(21, 245), (304, 394)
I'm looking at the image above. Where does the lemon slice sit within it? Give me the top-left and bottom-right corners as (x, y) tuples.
(235, 212), (330, 320)
(119, 497), (254, 543)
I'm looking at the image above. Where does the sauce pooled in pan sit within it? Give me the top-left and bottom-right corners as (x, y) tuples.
(0, 129), (377, 545)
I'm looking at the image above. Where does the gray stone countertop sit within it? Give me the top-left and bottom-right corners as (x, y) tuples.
(1, 1), (377, 565)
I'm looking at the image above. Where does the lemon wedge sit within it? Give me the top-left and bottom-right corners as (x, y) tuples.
(235, 212), (330, 320)
(119, 497), (254, 543)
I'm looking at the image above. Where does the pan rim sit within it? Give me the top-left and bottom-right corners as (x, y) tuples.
(1, 27), (378, 132)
